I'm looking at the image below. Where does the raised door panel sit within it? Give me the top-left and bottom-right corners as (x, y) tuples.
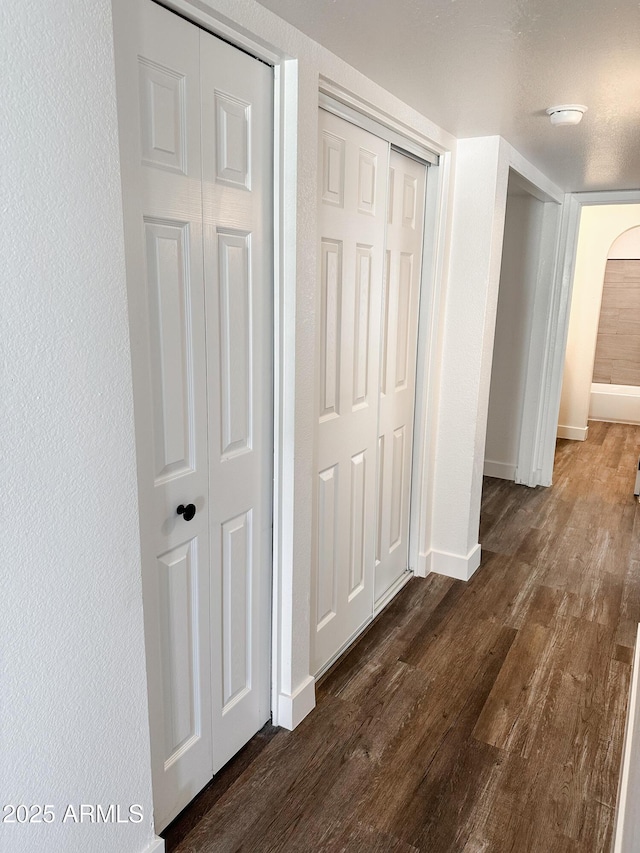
(389, 426), (405, 550)
(316, 465), (339, 630)
(218, 230), (252, 458)
(353, 246), (373, 409)
(395, 253), (413, 390)
(313, 109), (389, 674)
(200, 28), (273, 772)
(320, 239), (343, 420)
(221, 511), (252, 709)
(374, 150), (427, 605)
(138, 58), (187, 175)
(144, 219), (195, 481)
(349, 451), (367, 599)
(375, 435), (385, 568)
(215, 92), (251, 189)
(157, 541), (204, 762)
(357, 149), (378, 215)
(321, 132), (345, 208)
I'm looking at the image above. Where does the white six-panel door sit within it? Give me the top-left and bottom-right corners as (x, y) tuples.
(115, 0), (272, 831)
(313, 111), (427, 675)
(375, 150), (426, 605)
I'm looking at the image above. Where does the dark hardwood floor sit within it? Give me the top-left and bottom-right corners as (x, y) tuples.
(165, 421), (640, 852)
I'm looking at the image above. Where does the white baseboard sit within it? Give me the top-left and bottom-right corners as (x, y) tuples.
(483, 459), (516, 480)
(557, 424), (589, 440)
(143, 838), (165, 853)
(515, 467), (544, 488)
(415, 550), (431, 578)
(276, 675), (315, 731)
(426, 544), (482, 581)
(613, 624), (640, 852)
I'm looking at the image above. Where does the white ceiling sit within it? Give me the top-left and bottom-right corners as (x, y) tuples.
(255, 0), (640, 192)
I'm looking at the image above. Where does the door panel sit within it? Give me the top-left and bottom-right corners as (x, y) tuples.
(144, 219), (196, 481)
(117, 0), (272, 831)
(157, 540), (201, 759)
(200, 28), (273, 773)
(313, 110), (389, 674)
(221, 509), (251, 707)
(319, 239), (342, 418)
(217, 230), (252, 458)
(316, 464), (338, 630)
(374, 150), (426, 604)
(349, 450), (367, 598)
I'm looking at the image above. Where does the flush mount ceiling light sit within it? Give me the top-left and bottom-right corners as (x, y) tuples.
(546, 104), (588, 126)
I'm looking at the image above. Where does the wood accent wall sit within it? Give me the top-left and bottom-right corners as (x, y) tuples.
(592, 259), (640, 385)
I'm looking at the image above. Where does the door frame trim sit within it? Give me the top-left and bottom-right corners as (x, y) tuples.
(319, 78), (447, 160)
(318, 91), (439, 165)
(411, 149), (451, 577)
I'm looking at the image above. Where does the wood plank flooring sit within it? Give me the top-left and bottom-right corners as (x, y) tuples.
(165, 421), (640, 852)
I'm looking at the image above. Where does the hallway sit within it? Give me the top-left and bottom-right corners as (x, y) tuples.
(166, 422), (640, 852)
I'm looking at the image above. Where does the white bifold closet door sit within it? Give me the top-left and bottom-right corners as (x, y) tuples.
(313, 109), (426, 675)
(117, 0), (272, 831)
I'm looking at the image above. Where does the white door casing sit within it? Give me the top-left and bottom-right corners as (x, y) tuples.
(375, 150), (426, 604)
(115, 0), (272, 831)
(312, 109), (389, 674)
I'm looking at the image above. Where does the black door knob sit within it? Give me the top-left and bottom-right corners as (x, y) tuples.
(177, 503), (196, 521)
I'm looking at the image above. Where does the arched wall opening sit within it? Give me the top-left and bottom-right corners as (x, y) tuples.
(589, 226), (640, 422)
(558, 206), (640, 438)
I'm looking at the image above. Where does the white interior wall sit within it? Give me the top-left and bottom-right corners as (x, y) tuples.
(429, 138), (563, 580)
(1, 2), (157, 852)
(558, 204), (640, 438)
(484, 187), (545, 480)
(428, 137), (508, 580)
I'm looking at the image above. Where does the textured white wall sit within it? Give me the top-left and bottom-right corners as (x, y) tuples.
(559, 205), (640, 435)
(1, 1), (156, 852)
(430, 137), (508, 576)
(484, 191), (545, 477)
